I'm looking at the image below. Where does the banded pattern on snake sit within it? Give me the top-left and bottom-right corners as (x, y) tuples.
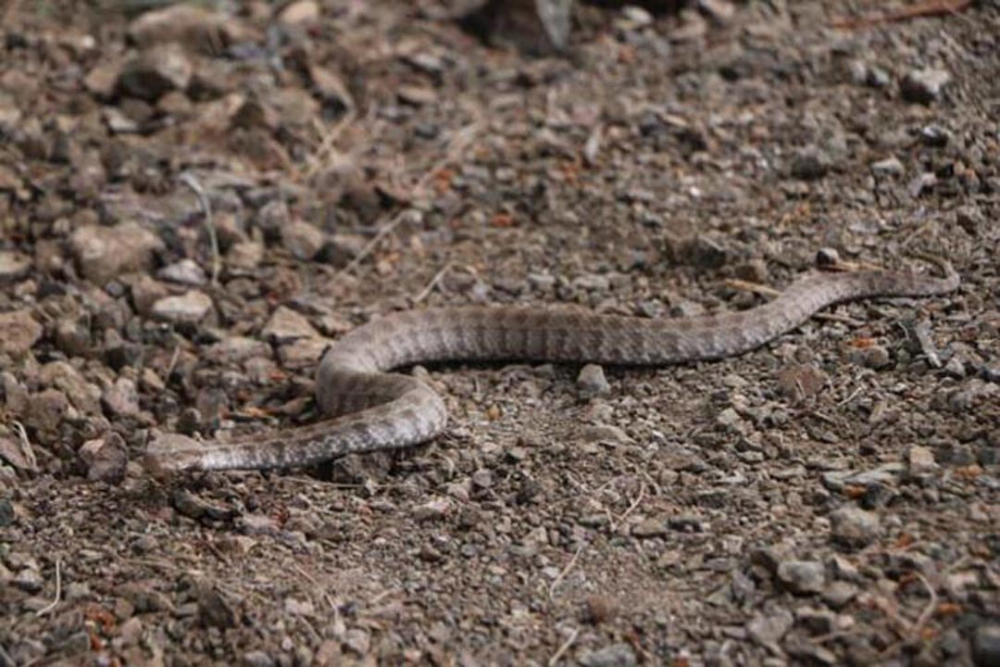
(147, 256), (958, 472)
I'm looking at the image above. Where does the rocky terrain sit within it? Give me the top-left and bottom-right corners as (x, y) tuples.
(0, 0), (998, 665)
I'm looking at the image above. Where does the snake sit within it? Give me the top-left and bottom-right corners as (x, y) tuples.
(146, 255), (958, 472)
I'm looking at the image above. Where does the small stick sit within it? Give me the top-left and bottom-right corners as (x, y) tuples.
(548, 544), (586, 602)
(725, 279), (780, 298)
(414, 262), (452, 304)
(36, 558), (62, 617)
(179, 172), (221, 286)
(11, 420), (37, 471)
(548, 627), (580, 666)
(832, 0), (971, 29)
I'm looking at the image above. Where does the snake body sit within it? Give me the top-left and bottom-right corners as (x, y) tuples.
(148, 258), (958, 471)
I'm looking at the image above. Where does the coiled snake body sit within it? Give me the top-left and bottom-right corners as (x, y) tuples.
(148, 257), (958, 471)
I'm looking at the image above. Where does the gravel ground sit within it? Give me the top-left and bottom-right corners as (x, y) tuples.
(1, 1), (998, 665)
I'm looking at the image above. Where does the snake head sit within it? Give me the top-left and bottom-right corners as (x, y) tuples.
(143, 433), (208, 475)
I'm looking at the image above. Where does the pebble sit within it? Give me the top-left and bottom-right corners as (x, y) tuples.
(829, 506), (880, 549)
(631, 517), (668, 539)
(791, 146), (832, 180)
(900, 68), (951, 104)
(822, 581), (859, 609)
(40, 361), (102, 415)
(281, 220), (327, 260)
(0, 310), (42, 356)
(277, 0), (320, 26)
(128, 3), (250, 53)
(579, 643), (637, 667)
(261, 306), (319, 343)
(158, 259), (206, 286)
(871, 156), (905, 177)
(777, 560), (826, 594)
(848, 344), (891, 370)
(69, 222), (164, 284)
(151, 291), (213, 324)
(102, 377), (141, 418)
(78, 433), (128, 484)
(747, 608), (794, 647)
(242, 650), (275, 667)
(577, 364), (610, 396)
(776, 363), (828, 401)
(907, 445), (938, 477)
(117, 43), (193, 102)
(0, 250), (31, 281)
(973, 625), (1000, 667)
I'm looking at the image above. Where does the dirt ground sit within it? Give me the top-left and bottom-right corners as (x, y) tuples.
(1, 1), (999, 665)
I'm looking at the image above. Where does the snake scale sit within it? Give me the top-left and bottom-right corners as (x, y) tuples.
(146, 256), (958, 472)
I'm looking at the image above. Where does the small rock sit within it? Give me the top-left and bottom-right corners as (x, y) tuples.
(747, 607), (794, 647)
(907, 445), (938, 477)
(227, 240), (264, 271)
(830, 506), (880, 549)
(0, 251), (32, 281)
(0, 435), (37, 472)
(582, 595), (617, 625)
(40, 361), (102, 415)
(281, 220), (327, 260)
(580, 424), (630, 445)
(128, 4), (250, 53)
(412, 497), (453, 522)
(777, 364), (828, 401)
(822, 581), (859, 609)
(23, 390), (70, 444)
(70, 222), (164, 284)
(242, 651), (275, 667)
(320, 233), (366, 268)
(129, 275), (170, 317)
(117, 43), (193, 102)
(901, 68), (951, 104)
(791, 146), (831, 181)
(54, 317), (92, 356)
(579, 642), (637, 667)
(777, 560), (826, 594)
(848, 344), (891, 370)
(277, 0), (320, 26)
(151, 291), (213, 324)
(0, 310), (42, 356)
(871, 156), (905, 177)
(577, 364), (611, 396)
(102, 378), (140, 418)
(158, 259), (206, 286)
(343, 628), (371, 656)
(943, 356), (965, 379)
(631, 517), (668, 539)
(79, 433), (128, 484)
(261, 306), (319, 343)
(973, 625), (1000, 667)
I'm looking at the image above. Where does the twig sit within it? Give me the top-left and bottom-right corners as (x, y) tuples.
(36, 558), (62, 617)
(414, 262), (452, 304)
(911, 571), (939, 635)
(548, 543), (586, 602)
(609, 482), (646, 533)
(302, 109), (357, 182)
(179, 172), (221, 286)
(725, 278), (780, 298)
(548, 627), (580, 666)
(11, 420), (37, 471)
(832, 0), (971, 30)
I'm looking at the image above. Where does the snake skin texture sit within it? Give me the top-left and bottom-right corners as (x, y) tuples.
(146, 257), (958, 471)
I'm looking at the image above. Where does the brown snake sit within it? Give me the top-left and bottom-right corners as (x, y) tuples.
(147, 256), (958, 472)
